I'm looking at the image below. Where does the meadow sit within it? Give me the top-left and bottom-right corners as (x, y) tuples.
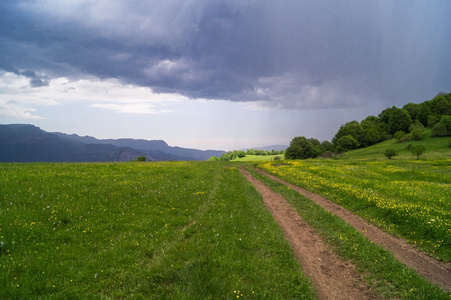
(2, 146), (451, 298)
(0, 162), (315, 299)
(258, 158), (451, 261)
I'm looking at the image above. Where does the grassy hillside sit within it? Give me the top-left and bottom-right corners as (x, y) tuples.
(343, 130), (451, 160)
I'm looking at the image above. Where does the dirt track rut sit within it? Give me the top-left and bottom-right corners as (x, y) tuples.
(240, 168), (377, 300)
(253, 168), (451, 292)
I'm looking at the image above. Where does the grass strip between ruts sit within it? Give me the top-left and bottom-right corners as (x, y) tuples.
(247, 166), (450, 299)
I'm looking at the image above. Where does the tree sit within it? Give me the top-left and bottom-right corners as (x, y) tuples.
(417, 103), (432, 126)
(432, 116), (451, 137)
(321, 140), (334, 152)
(384, 149), (398, 159)
(285, 136), (323, 159)
(360, 116), (387, 146)
(388, 108), (412, 135)
(410, 144), (426, 159)
(394, 131), (405, 142)
(137, 156), (146, 161)
(379, 106), (398, 124)
(402, 102), (420, 121)
(284, 144), (303, 160)
(410, 128), (423, 140)
(335, 135), (359, 153)
(237, 151), (246, 158)
(332, 121), (364, 146)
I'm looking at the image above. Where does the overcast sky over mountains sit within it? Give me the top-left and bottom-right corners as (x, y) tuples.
(1, 1), (450, 150)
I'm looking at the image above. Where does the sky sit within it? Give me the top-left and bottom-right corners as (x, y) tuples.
(1, 1), (450, 151)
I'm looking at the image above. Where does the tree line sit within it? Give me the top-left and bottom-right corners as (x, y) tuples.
(211, 149), (285, 161)
(286, 92), (451, 159)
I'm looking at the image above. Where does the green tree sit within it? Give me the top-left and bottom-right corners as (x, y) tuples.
(384, 149), (398, 159)
(431, 94), (451, 117)
(332, 121), (364, 146)
(388, 108), (412, 135)
(335, 135), (359, 153)
(285, 136), (323, 159)
(237, 151), (246, 158)
(410, 128), (423, 140)
(284, 144), (303, 160)
(321, 140), (334, 152)
(379, 106), (398, 124)
(137, 156), (146, 161)
(402, 102), (420, 121)
(432, 116), (451, 137)
(417, 103), (432, 126)
(410, 144), (426, 159)
(394, 131), (405, 142)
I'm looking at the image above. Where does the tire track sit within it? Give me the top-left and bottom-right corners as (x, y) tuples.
(240, 168), (377, 300)
(254, 167), (451, 292)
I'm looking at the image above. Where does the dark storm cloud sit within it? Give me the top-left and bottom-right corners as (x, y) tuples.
(1, 0), (450, 108)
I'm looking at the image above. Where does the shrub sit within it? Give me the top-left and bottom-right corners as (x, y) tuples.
(384, 149), (398, 159)
(394, 131), (405, 142)
(321, 151), (335, 158)
(410, 144), (426, 159)
(432, 122), (448, 137)
(410, 128), (423, 140)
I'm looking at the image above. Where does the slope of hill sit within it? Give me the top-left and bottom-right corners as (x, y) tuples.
(343, 130), (451, 160)
(0, 124), (225, 162)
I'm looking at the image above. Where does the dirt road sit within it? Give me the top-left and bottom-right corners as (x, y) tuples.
(253, 168), (451, 292)
(240, 168), (378, 300)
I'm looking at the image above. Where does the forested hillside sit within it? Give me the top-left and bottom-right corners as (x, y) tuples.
(285, 92), (451, 159)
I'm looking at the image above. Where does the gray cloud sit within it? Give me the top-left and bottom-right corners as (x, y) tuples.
(1, 0), (450, 109)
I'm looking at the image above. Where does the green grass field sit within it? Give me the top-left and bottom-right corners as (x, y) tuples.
(1, 135), (451, 298)
(258, 132), (451, 263)
(0, 162), (315, 299)
(344, 130), (451, 160)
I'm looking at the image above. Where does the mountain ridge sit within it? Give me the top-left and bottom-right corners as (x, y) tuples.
(0, 124), (225, 162)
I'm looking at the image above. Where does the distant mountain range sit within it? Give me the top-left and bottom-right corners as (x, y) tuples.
(0, 124), (225, 162)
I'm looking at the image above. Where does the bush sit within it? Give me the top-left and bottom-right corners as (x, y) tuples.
(410, 128), (423, 140)
(384, 149), (398, 159)
(432, 122), (448, 137)
(394, 131), (405, 142)
(410, 144), (426, 159)
(321, 151), (335, 158)
(137, 156), (146, 161)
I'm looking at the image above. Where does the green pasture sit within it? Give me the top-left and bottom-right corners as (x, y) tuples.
(1, 135), (451, 299)
(345, 131), (451, 160)
(248, 166), (449, 299)
(0, 162), (314, 299)
(258, 158), (451, 262)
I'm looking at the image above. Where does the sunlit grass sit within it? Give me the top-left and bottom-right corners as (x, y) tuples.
(248, 166), (450, 299)
(0, 162), (315, 299)
(258, 159), (451, 261)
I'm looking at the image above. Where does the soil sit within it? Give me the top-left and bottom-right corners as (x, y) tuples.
(251, 167), (451, 292)
(240, 168), (378, 300)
